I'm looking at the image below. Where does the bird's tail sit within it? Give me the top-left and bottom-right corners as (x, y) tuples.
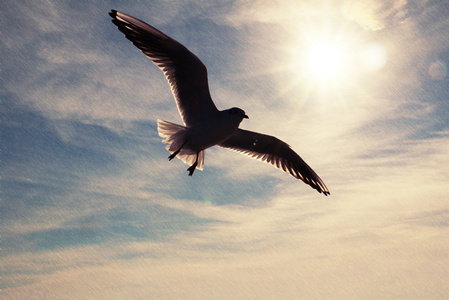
(157, 119), (204, 170)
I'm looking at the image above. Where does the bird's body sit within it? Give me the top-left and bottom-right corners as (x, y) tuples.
(109, 10), (330, 195)
(157, 108), (248, 174)
(183, 108), (248, 151)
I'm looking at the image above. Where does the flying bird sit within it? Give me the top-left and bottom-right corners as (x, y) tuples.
(109, 10), (330, 196)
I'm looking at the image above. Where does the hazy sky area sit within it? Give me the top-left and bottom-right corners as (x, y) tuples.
(1, 0), (448, 299)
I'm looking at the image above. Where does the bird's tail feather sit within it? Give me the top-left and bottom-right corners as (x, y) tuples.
(157, 119), (204, 170)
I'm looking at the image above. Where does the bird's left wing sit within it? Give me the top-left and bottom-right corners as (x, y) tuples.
(219, 129), (330, 195)
(109, 10), (218, 126)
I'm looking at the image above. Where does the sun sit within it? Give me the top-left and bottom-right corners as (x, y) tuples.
(283, 31), (356, 93)
(305, 37), (346, 80)
(280, 13), (389, 104)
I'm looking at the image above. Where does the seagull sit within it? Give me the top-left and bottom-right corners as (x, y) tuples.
(109, 10), (330, 196)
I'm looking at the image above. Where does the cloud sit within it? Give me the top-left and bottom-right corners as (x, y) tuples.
(341, 0), (409, 30)
(3, 157), (449, 298)
(224, 0), (341, 26)
(2, 200), (218, 255)
(1, 1), (176, 123)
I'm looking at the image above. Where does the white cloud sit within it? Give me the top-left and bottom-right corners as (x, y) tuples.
(3, 148), (449, 298)
(341, 0), (411, 30)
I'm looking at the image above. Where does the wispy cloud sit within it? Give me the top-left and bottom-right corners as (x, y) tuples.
(341, 0), (408, 31)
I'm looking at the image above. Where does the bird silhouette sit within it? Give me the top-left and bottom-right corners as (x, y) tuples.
(109, 10), (330, 195)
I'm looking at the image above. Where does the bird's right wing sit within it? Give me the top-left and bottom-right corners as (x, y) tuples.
(219, 129), (330, 195)
(109, 10), (218, 126)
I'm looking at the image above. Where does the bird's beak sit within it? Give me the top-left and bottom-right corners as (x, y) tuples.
(243, 115), (249, 119)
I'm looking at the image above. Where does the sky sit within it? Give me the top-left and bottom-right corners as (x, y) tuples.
(1, 0), (448, 299)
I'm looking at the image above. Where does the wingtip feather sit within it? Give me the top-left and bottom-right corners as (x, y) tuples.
(109, 9), (117, 18)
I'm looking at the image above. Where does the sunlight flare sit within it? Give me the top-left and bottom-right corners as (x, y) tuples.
(305, 38), (346, 80)
(359, 42), (387, 71)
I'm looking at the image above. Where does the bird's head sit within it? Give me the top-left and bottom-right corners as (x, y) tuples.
(227, 107), (249, 121)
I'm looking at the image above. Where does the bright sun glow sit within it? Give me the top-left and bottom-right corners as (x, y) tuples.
(283, 20), (389, 101)
(306, 39), (346, 80)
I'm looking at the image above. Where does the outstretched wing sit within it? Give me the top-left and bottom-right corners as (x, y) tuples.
(219, 129), (330, 195)
(109, 10), (218, 126)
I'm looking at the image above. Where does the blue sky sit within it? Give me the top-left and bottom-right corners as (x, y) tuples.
(1, 0), (449, 299)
